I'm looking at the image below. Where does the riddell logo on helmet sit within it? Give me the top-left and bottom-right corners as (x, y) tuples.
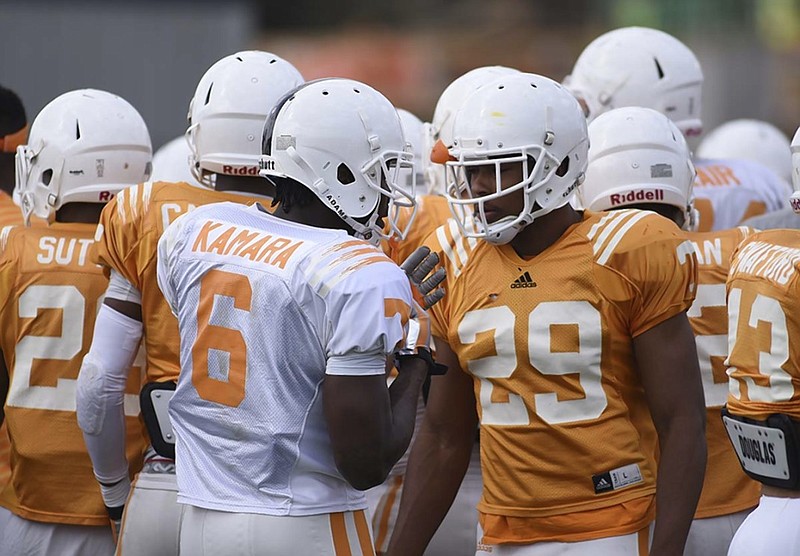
(222, 165), (260, 176)
(609, 189), (664, 206)
(98, 191), (114, 202)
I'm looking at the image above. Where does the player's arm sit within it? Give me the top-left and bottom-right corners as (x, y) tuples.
(634, 311), (706, 556)
(76, 270), (144, 524)
(386, 337), (478, 556)
(324, 350), (429, 490)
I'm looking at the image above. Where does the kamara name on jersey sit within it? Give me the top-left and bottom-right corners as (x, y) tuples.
(191, 220), (304, 269)
(729, 241), (800, 286)
(37, 236), (95, 266)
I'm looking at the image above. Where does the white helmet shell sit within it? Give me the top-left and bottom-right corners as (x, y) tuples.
(150, 136), (201, 187)
(15, 89), (152, 225)
(446, 73), (589, 245)
(564, 27), (703, 136)
(581, 107), (696, 229)
(187, 51), (304, 188)
(260, 79), (416, 244)
(698, 119), (792, 184)
(425, 66), (520, 195)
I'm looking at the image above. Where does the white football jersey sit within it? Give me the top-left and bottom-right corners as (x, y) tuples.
(693, 158), (791, 231)
(157, 202), (413, 516)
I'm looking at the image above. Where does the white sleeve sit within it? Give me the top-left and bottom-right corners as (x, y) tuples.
(105, 269), (142, 304)
(76, 303), (143, 484)
(323, 260), (412, 376)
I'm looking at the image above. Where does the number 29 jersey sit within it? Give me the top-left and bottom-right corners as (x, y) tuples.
(424, 209), (697, 544)
(0, 223), (145, 525)
(157, 202), (413, 516)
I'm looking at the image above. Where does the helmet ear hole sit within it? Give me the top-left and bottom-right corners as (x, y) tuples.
(41, 169), (53, 186)
(337, 163), (355, 185)
(555, 156), (570, 177)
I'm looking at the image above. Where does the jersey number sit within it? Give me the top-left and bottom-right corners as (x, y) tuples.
(458, 301), (606, 426)
(192, 269), (252, 407)
(727, 288), (792, 403)
(8, 285), (139, 415)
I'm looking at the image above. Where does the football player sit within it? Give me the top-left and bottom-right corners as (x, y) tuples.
(579, 106), (760, 556)
(75, 51), (304, 555)
(0, 84), (27, 500)
(387, 73), (706, 555)
(156, 78), (440, 555)
(698, 119), (792, 185)
(0, 89), (151, 555)
(564, 26), (791, 232)
(723, 124), (800, 555)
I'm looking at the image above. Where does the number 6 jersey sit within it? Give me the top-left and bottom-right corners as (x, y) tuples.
(157, 202), (413, 516)
(423, 209), (698, 544)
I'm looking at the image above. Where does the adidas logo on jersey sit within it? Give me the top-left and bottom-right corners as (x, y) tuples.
(510, 271), (536, 289)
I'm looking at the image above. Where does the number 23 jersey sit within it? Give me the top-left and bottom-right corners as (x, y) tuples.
(424, 209), (697, 543)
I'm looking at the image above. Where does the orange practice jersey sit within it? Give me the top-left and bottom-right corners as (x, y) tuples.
(382, 195), (452, 265)
(424, 209), (697, 544)
(93, 181), (266, 383)
(0, 223), (146, 526)
(686, 227), (760, 518)
(726, 229), (800, 421)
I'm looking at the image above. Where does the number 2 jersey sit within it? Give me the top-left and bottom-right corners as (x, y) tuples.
(726, 229), (800, 421)
(0, 223), (146, 525)
(93, 180), (263, 384)
(686, 227), (760, 518)
(423, 209), (697, 544)
(157, 202), (413, 516)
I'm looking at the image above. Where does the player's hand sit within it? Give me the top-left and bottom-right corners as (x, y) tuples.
(400, 246), (445, 309)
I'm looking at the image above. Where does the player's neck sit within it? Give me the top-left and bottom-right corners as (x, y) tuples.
(509, 204), (582, 260)
(271, 199), (352, 234)
(215, 175), (275, 199)
(55, 202), (103, 224)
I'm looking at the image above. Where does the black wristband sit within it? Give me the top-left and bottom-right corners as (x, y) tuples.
(397, 348), (447, 377)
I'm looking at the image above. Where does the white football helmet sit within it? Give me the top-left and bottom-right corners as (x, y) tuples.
(581, 107), (697, 229)
(397, 108), (426, 193)
(151, 136), (201, 187)
(446, 73), (589, 245)
(260, 79), (416, 244)
(186, 51), (304, 188)
(697, 119), (792, 184)
(425, 66), (520, 195)
(15, 89), (152, 225)
(789, 127), (800, 212)
(564, 27), (703, 136)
